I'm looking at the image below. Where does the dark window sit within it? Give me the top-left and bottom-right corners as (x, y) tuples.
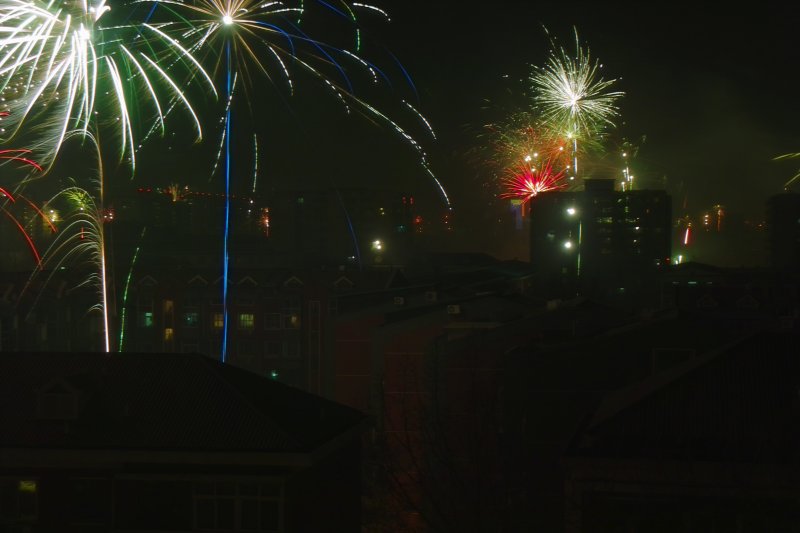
(116, 479), (192, 530)
(70, 478), (111, 525)
(265, 341), (281, 358)
(193, 481), (282, 532)
(284, 341), (300, 359)
(265, 313), (281, 330)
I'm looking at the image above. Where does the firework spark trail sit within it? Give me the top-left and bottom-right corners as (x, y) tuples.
(20, 186), (105, 325)
(774, 152), (800, 189)
(251, 133), (258, 192)
(118, 226), (147, 352)
(0, 143), (46, 267)
(207, 73), (237, 181)
(0, 149), (43, 171)
(1, 207), (42, 267)
(15, 194), (57, 234)
(336, 189), (362, 269)
(221, 40), (232, 363)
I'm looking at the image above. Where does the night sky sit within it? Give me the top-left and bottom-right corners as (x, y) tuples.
(97, 2), (800, 258)
(369, 2), (800, 230)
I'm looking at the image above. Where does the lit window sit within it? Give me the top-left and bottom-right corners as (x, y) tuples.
(239, 313), (255, 330)
(18, 480), (36, 493)
(16, 479), (37, 519)
(213, 313), (224, 330)
(139, 311), (154, 328)
(164, 328), (174, 341)
(282, 313), (300, 329)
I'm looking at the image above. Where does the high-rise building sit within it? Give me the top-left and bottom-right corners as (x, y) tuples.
(766, 192), (800, 270)
(529, 179), (671, 298)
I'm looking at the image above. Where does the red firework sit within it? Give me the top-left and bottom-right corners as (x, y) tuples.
(0, 144), (45, 268)
(0, 149), (43, 171)
(499, 160), (567, 203)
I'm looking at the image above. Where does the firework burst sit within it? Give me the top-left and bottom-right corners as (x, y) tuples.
(144, 0), (443, 361)
(499, 159), (567, 203)
(0, 0), (214, 170)
(485, 122), (570, 174)
(530, 30), (623, 182)
(530, 31), (623, 140)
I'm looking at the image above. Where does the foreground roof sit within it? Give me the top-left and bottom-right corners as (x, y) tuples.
(0, 352), (365, 453)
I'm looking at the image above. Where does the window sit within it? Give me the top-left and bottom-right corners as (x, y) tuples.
(0, 479), (38, 522)
(265, 341), (281, 358)
(238, 341), (257, 358)
(116, 479), (191, 530)
(183, 312), (200, 328)
(70, 478), (110, 525)
(282, 297), (301, 312)
(265, 313), (281, 330)
(213, 313), (224, 330)
(164, 328), (174, 342)
(284, 341), (299, 359)
(193, 481), (282, 532)
(239, 313), (255, 330)
(281, 314), (300, 329)
(139, 311), (154, 328)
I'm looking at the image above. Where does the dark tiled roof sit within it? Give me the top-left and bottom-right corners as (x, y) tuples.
(568, 329), (800, 463)
(0, 353), (364, 453)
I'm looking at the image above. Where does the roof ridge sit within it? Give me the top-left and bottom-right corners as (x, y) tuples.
(197, 357), (302, 449)
(586, 325), (768, 431)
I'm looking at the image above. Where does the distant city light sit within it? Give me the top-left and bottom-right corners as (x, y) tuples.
(563, 240), (573, 249)
(566, 207), (576, 216)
